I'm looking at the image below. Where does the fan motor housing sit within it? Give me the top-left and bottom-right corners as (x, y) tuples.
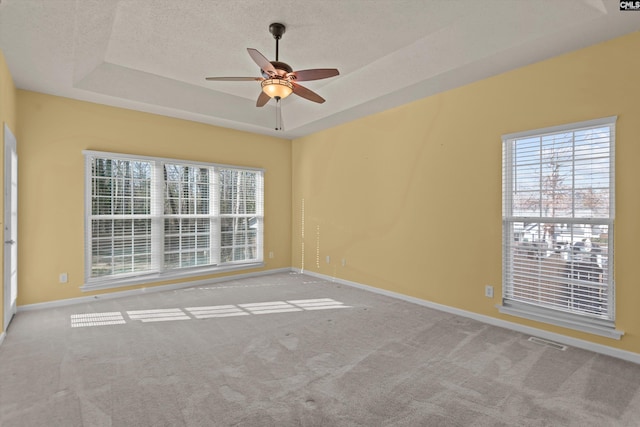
(262, 61), (293, 78)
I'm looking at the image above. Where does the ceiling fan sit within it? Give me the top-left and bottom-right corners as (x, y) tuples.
(205, 23), (340, 109)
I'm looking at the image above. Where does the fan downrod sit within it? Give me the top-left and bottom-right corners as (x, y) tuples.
(269, 23), (286, 61)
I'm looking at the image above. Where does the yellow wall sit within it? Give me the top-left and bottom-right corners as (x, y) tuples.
(292, 32), (640, 354)
(0, 50), (18, 331)
(16, 91), (292, 304)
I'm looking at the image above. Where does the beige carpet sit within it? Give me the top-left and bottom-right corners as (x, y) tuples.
(1, 272), (639, 426)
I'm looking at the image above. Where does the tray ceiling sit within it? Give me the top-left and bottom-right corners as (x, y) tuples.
(1, 0), (638, 138)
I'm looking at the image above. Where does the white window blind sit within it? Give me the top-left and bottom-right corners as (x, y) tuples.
(85, 151), (264, 290)
(502, 117), (616, 331)
(163, 163), (216, 269)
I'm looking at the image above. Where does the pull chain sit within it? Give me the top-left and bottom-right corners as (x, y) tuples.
(275, 97), (284, 131)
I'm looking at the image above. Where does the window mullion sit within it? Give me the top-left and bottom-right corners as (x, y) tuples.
(210, 167), (219, 264)
(152, 161), (164, 273)
(538, 137), (542, 218)
(571, 131), (576, 218)
(257, 172), (264, 260)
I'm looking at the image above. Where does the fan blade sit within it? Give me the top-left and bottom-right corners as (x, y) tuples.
(206, 77), (263, 81)
(256, 91), (271, 107)
(247, 48), (277, 76)
(289, 68), (339, 82)
(291, 82), (325, 104)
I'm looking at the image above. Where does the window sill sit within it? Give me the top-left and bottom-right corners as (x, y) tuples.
(498, 302), (624, 340)
(81, 262), (265, 292)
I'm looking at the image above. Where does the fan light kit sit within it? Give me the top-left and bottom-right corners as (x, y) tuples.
(261, 78), (293, 99)
(205, 22), (340, 130)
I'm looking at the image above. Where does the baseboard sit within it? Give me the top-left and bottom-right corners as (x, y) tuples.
(17, 268), (292, 312)
(0, 331), (5, 347)
(299, 269), (640, 365)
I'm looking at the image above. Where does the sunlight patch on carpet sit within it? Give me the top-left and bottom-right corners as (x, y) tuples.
(186, 305), (250, 319)
(70, 298), (351, 328)
(71, 312), (126, 328)
(127, 308), (191, 322)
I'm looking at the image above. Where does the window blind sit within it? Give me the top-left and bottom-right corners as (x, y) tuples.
(89, 157), (156, 278)
(85, 151), (264, 289)
(502, 117), (615, 323)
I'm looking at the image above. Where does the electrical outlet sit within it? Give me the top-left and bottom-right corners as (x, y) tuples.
(326, 255), (331, 264)
(341, 258), (346, 267)
(485, 285), (494, 298)
(59, 273), (68, 284)
(269, 251), (274, 259)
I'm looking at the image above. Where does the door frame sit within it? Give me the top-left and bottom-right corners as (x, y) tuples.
(3, 123), (18, 332)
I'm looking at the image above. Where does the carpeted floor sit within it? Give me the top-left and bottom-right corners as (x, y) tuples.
(1, 271), (639, 426)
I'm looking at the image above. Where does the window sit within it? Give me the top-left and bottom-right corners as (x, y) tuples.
(84, 151), (264, 290)
(501, 117), (620, 338)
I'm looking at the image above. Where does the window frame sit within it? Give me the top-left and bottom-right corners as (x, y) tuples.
(500, 117), (623, 339)
(83, 150), (264, 291)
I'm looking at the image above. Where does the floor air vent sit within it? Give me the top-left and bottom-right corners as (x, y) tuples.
(528, 336), (568, 351)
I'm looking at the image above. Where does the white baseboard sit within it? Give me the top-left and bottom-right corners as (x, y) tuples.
(0, 331), (5, 347)
(17, 268), (292, 312)
(299, 269), (640, 365)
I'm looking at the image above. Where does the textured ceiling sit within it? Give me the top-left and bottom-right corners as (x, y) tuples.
(1, 0), (639, 139)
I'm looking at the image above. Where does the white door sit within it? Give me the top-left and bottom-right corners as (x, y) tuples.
(3, 123), (17, 331)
